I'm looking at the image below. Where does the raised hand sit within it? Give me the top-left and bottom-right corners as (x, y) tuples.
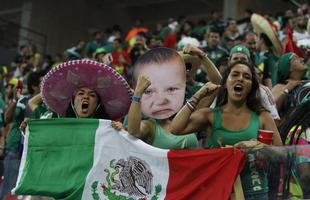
(285, 79), (302, 92)
(194, 82), (220, 100)
(111, 121), (123, 131)
(135, 75), (151, 96)
(183, 44), (205, 57)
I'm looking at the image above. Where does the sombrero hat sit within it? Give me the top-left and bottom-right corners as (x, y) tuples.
(251, 13), (283, 56)
(41, 59), (132, 119)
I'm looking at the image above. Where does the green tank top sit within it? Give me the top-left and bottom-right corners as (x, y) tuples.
(123, 115), (199, 150)
(205, 107), (268, 195)
(204, 107), (260, 148)
(151, 119), (199, 150)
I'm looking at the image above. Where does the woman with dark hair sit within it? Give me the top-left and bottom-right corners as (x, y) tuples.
(171, 61), (281, 146)
(39, 59), (132, 121)
(171, 61), (282, 199)
(21, 59), (132, 131)
(64, 87), (110, 119)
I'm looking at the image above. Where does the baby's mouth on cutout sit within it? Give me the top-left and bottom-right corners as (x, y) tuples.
(152, 109), (172, 115)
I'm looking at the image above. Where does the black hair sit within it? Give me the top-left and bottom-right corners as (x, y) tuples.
(113, 38), (123, 44)
(209, 28), (222, 37)
(280, 100), (310, 143)
(260, 33), (273, 47)
(27, 70), (46, 95)
(65, 93), (110, 119)
(216, 61), (262, 114)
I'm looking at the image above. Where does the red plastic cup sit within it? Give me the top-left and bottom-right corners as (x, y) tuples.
(258, 129), (273, 145)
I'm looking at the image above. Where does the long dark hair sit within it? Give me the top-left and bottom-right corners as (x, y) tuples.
(279, 100), (310, 144)
(65, 92), (110, 119)
(216, 61), (262, 114)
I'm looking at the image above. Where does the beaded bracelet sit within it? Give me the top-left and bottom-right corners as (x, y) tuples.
(132, 96), (141, 103)
(186, 100), (196, 112)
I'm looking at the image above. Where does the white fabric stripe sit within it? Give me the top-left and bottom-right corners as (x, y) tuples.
(12, 125), (30, 194)
(82, 119), (170, 199)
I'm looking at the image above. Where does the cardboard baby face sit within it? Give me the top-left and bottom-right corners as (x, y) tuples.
(135, 58), (186, 120)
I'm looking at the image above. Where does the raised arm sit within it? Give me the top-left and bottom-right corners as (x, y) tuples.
(183, 44), (222, 84)
(28, 93), (43, 112)
(272, 80), (301, 111)
(171, 82), (220, 135)
(127, 75), (153, 142)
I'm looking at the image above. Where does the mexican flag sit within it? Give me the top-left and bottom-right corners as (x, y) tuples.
(13, 118), (245, 200)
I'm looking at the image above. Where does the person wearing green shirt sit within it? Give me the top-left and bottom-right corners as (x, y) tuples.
(171, 61), (282, 199)
(0, 71), (43, 199)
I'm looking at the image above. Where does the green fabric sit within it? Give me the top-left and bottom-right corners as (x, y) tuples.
(93, 47), (108, 58)
(229, 45), (250, 59)
(186, 84), (203, 99)
(203, 46), (228, 66)
(85, 42), (100, 55)
(159, 27), (171, 40)
(306, 63), (310, 79)
(6, 96), (29, 151)
(277, 53), (293, 84)
(195, 69), (207, 83)
(0, 96), (5, 128)
(193, 26), (206, 38)
(151, 119), (199, 150)
(204, 107), (260, 148)
(14, 118), (98, 200)
(30, 103), (49, 119)
(101, 44), (115, 53)
(267, 52), (279, 86)
(205, 107), (268, 195)
(255, 51), (279, 86)
(123, 115), (199, 150)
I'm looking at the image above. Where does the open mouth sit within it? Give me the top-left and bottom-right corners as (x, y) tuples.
(233, 84), (243, 94)
(81, 102), (89, 112)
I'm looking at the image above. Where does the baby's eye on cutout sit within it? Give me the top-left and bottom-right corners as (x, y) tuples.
(144, 89), (152, 95)
(167, 87), (178, 93)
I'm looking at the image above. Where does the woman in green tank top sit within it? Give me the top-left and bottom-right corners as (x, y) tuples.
(171, 61), (283, 199)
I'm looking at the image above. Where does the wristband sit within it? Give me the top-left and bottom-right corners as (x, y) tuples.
(132, 96), (141, 102)
(186, 100), (196, 112)
(198, 52), (207, 59)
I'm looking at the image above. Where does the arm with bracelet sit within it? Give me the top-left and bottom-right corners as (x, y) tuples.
(127, 75), (153, 142)
(171, 82), (220, 135)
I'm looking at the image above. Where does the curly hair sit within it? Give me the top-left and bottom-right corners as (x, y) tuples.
(216, 61), (263, 114)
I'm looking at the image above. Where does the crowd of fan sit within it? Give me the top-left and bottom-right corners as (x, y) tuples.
(0, 3), (310, 200)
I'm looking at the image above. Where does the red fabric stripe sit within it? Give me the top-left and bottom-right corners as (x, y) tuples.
(165, 148), (245, 200)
